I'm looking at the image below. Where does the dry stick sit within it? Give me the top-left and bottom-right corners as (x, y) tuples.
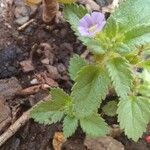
(18, 19), (35, 31)
(0, 95), (51, 147)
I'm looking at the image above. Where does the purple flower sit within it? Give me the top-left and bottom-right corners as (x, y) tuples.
(78, 12), (106, 37)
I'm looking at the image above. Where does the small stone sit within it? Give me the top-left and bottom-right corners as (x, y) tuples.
(0, 77), (22, 100)
(84, 136), (124, 150)
(57, 63), (66, 74)
(45, 65), (60, 79)
(15, 6), (29, 18)
(20, 59), (35, 72)
(30, 78), (39, 85)
(14, 0), (25, 6)
(15, 16), (29, 25)
(60, 43), (73, 52)
(41, 58), (50, 65)
(60, 28), (67, 37)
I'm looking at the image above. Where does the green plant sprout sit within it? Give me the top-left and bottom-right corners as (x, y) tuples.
(32, 0), (150, 142)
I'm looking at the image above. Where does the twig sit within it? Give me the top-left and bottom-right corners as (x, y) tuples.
(0, 95), (51, 147)
(18, 19), (35, 31)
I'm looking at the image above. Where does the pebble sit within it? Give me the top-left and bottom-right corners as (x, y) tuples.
(30, 78), (39, 85)
(14, 0), (38, 25)
(57, 63), (66, 74)
(60, 28), (67, 37)
(45, 65), (60, 79)
(84, 136), (124, 150)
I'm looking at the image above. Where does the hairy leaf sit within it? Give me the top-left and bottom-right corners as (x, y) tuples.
(117, 96), (150, 141)
(80, 114), (108, 137)
(63, 115), (78, 137)
(64, 4), (87, 31)
(31, 88), (72, 124)
(72, 65), (110, 117)
(102, 101), (118, 117)
(69, 55), (86, 81)
(106, 57), (133, 98)
(31, 101), (64, 125)
(103, 0), (150, 53)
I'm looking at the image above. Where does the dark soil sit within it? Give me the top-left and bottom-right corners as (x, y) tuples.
(0, 1), (150, 150)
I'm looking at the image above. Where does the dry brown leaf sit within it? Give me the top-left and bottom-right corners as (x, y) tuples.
(42, 0), (59, 23)
(53, 132), (66, 150)
(26, 0), (42, 6)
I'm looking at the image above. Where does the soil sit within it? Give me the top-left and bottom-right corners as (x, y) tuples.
(0, 0), (150, 150)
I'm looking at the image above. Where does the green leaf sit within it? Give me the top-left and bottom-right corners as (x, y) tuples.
(51, 88), (72, 107)
(64, 4), (88, 32)
(104, 0), (150, 53)
(80, 114), (108, 137)
(139, 83), (150, 98)
(63, 115), (78, 138)
(110, 0), (150, 32)
(71, 65), (110, 117)
(121, 24), (150, 52)
(139, 59), (150, 71)
(31, 101), (64, 124)
(106, 57), (133, 98)
(64, 4), (104, 54)
(31, 88), (72, 124)
(69, 54), (86, 81)
(117, 96), (150, 141)
(102, 101), (118, 117)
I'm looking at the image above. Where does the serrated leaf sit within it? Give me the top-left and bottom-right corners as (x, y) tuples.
(64, 4), (105, 54)
(121, 24), (150, 52)
(106, 57), (133, 98)
(139, 83), (150, 98)
(139, 59), (150, 71)
(80, 114), (108, 137)
(69, 54), (87, 81)
(31, 101), (64, 125)
(57, 0), (75, 3)
(103, 0), (150, 53)
(63, 115), (78, 138)
(102, 101), (118, 117)
(117, 96), (150, 141)
(51, 88), (72, 107)
(110, 0), (150, 32)
(71, 65), (110, 117)
(64, 4), (88, 31)
(31, 88), (72, 124)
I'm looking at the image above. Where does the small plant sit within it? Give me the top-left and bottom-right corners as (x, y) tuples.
(32, 0), (150, 142)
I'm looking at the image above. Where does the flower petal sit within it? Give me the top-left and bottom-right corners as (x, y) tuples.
(91, 12), (105, 24)
(94, 21), (106, 33)
(83, 14), (94, 26)
(79, 18), (88, 27)
(78, 26), (90, 37)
